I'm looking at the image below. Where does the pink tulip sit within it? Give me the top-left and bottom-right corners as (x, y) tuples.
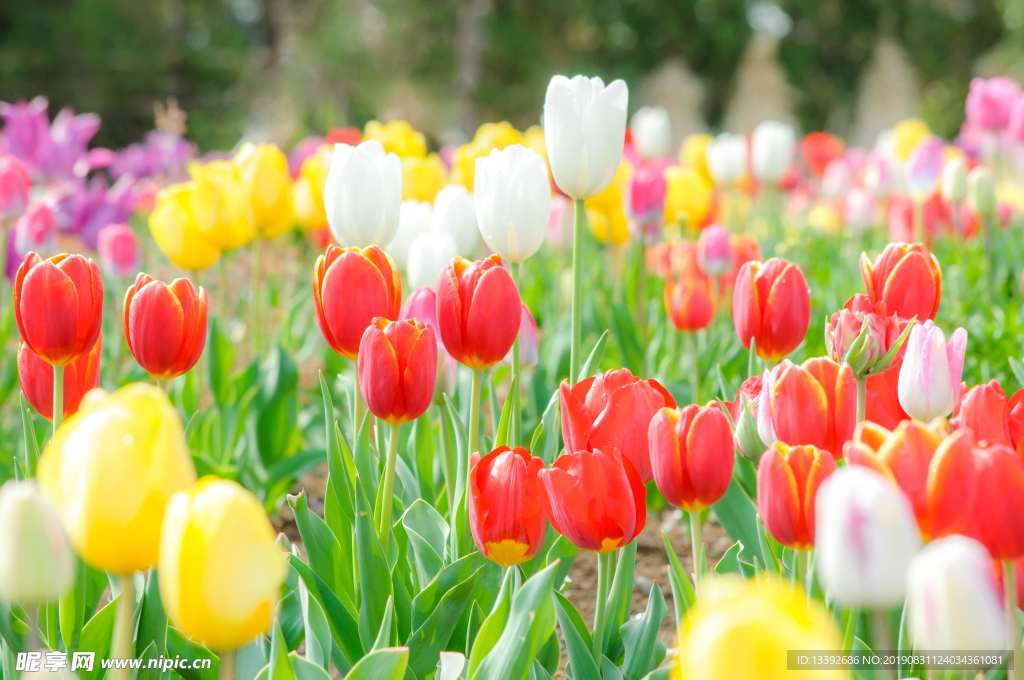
(966, 77), (1021, 131)
(399, 285), (458, 404)
(844, 187), (874, 232)
(897, 320), (967, 422)
(696, 223), (733, 276)
(1008, 96), (1024, 143)
(12, 200), (57, 264)
(904, 136), (946, 199)
(97, 223), (141, 278)
(626, 163), (667, 243)
(547, 194), (573, 253)
(503, 303), (539, 368)
(821, 158), (851, 198)
(0, 155), (31, 220)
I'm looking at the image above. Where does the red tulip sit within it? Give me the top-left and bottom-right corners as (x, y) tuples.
(357, 318), (437, 425)
(757, 442), (836, 550)
(665, 273), (714, 332)
(468, 446), (546, 566)
(732, 258), (811, 361)
(14, 252), (103, 366)
(18, 335), (101, 421)
(719, 375), (762, 422)
(725, 233), (762, 290)
(649, 405), (734, 512)
(863, 358), (911, 430)
(825, 294), (907, 378)
(539, 447), (646, 553)
(758, 357), (857, 460)
(860, 242), (942, 322)
(123, 273), (208, 381)
(951, 380), (1024, 455)
(801, 132), (846, 177)
(314, 245), (401, 360)
(435, 255), (521, 370)
(560, 369), (677, 483)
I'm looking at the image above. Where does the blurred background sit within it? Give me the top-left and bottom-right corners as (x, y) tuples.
(1, 0), (1022, 153)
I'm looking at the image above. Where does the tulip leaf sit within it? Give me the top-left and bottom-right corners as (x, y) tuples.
(371, 597), (395, 651)
(443, 393), (471, 561)
(466, 568), (513, 677)
(532, 659), (555, 680)
(662, 532), (696, 625)
(208, 318), (235, 405)
(411, 553), (487, 632)
(75, 594), (118, 680)
(528, 423), (545, 455)
(352, 412), (380, 517)
(468, 560), (559, 680)
(640, 668), (673, 680)
(487, 376), (500, 452)
(355, 475), (394, 653)
(544, 534), (578, 592)
(59, 557), (85, 652)
(165, 626), (219, 680)
(716, 364), (733, 402)
(134, 568), (167, 657)
(713, 541), (743, 575)
(401, 499), (449, 589)
(1010, 356), (1024, 391)
(289, 490), (345, 595)
(494, 376), (517, 449)
(554, 592), (601, 680)
(407, 570), (480, 679)
(298, 573), (332, 670)
(321, 371), (355, 522)
(19, 392), (40, 477)
(747, 337), (758, 379)
(711, 478), (764, 567)
(288, 557), (362, 666)
(578, 329), (610, 382)
(463, 602), (485, 657)
(342, 647), (409, 680)
(871, 315), (917, 375)
(409, 415), (436, 506)
(267, 620), (297, 680)
(603, 540), (637, 658)
(256, 345), (299, 464)
(286, 653), (332, 680)
(0, 603), (22, 655)
(610, 301), (644, 374)
(602, 656), (625, 680)
(755, 514), (782, 574)
(621, 583), (668, 680)
(450, 560), (502, 655)
(538, 389), (562, 465)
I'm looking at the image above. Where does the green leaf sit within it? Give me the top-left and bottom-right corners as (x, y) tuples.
(603, 540), (637, 656)
(494, 376), (517, 449)
(716, 364), (733, 401)
(1010, 356), (1024, 391)
(545, 535), (579, 592)
(401, 499), (449, 590)
(539, 389), (561, 465)
(19, 392), (40, 477)
(320, 372), (355, 522)
(288, 490), (344, 595)
(134, 568), (167, 657)
(553, 593), (599, 680)
(355, 474), (393, 653)
(298, 573), (332, 669)
(578, 329), (610, 382)
(621, 584), (668, 680)
(443, 394), (470, 560)
(371, 597), (395, 651)
(288, 557), (362, 666)
(610, 302), (644, 374)
(713, 541), (743, 575)
(641, 668), (673, 680)
(747, 337), (758, 379)
(256, 345), (299, 464)
(208, 319), (236, 404)
(411, 553), (487, 632)
(466, 569), (513, 677)
(165, 626), (219, 680)
(711, 478), (763, 567)
(74, 596), (118, 680)
(268, 620), (297, 680)
(59, 557), (84, 652)
(755, 514), (781, 574)
(287, 653), (333, 680)
(662, 532), (696, 628)
(871, 315), (918, 375)
(343, 648), (409, 680)
(407, 572), (479, 679)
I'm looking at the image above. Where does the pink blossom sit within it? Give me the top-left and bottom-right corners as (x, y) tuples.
(965, 77), (1021, 131)
(97, 223), (141, 278)
(0, 155), (31, 220)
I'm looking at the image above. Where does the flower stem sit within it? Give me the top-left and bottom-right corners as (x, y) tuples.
(219, 649), (236, 680)
(377, 423), (401, 549)
(436, 406), (454, 519)
(52, 364), (65, 441)
(592, 551), (613, 667)
(468, 368), (484, 458)
(1005, 559), (1020, 680)
(687, 331), (700, 405)
(250, 236), (262, 359)
(984, 213), (995, 305)
(511, 263), (521, 447)
(570, 198), (585, 385)
(689, 511), (703, 592)
(856, 376), (866, 425)
(633, 240), (647, 344)
(111, 574), (135, 680)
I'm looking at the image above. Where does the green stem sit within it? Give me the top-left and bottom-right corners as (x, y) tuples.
(794, 547), (806, 590)
(52, 364), (65, 440)
(633, 240), (647, 344)
(468, 369), (484, 457)
(689, 511), (703, 592)
(111, 574), (135, 680)
(250, 236), (262, 359)
(1005, 560), (1020, 680)
(218, 255), (228, 321)
(856, 376), (866, 425)
(377, 423), (401, 548)
(984, 213), (995, 305)
(871, 611), (893, 674)
(687, 331), (700, 405)
(219, 649), (236, 680)
(570, 198), (585, 385)
(156, 378), (165, 392)
(592, 551), (613, 666)
(511, 264), (522, 447)
(437, 406), (455, 522)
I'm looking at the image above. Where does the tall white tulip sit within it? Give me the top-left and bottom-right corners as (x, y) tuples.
(751, 120), (795, 185)
(431, 184), (480, 256)
(630, 106), (672, 163)
(906, 535), (1006, 650)
(0, 480), (75, 604)
(323, 140), (402, 247)
(898, 320), (967, 422)
(387, 200), (432, 269)
(705, 133), (748, 188)
(474, 145), (551, 263)
(543, 75), (628, 200)
(815, 467), (922, 608)
(407, 232), (458, 290)
(941, 156), (968, 205)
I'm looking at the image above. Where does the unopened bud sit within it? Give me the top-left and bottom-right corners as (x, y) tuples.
(734, 395), (767, 464)
(941, 156), (968, 205)
(968, 166), (996, 216)
(0, 480), (75, 604)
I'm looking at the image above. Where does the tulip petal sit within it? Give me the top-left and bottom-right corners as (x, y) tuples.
(731, 261), (761, 350)
(129, 280), (186, 378)
(882, 251), (938, 322)
(757, 447), (802, 548)
(771, 363), (829, 451)
(19, 258), (80, 365)
(927, 429), (976, 540)
(685, 408), (734, 510)
(560, 380), (593, 455)
(358, 325), (400, 424)
(463, 265), (521, 368)
(321, 250), (392, 360)
(762, 263), (810, 361)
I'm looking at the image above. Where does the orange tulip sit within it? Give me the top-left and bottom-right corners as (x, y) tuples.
(863, 358), (910, 430)
(951, 380), (1024, 456)
(649, 405), (734, 512)
(123, 273), (207, 381)
(14, 252), (103, 366)
(757, 442), (836, 550)
(860, 242), (942, 322)
(313, 245), (401, 360)
(357, 318), (437, 426)
(801, 132), (846, 177)
(665, 273), (714, 332)
(18, 336), (101, 421)
(732, 258), (811, 361)
(468, 446), (546, 566)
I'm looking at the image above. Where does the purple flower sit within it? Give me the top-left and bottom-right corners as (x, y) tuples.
(46, 175), (137, 248)
(0, 97), (50, 175)
(42, 107), (100, 181)
(110, 130), (195, 181)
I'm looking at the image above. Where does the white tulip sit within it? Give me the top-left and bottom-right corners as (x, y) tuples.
(705, 133), (748, 188)
(474, 145), (551, 263)
(815, 466), (922, 608)
(543, 75), (629, 200)
(0, 480), (75, 604)
(630, 106), (673, 163)
(898, 321), (967, 422)
(431, 184), (480, 256)
(941, 156), (968, 205)
(906, 535), (1006, 651)
(751, 120), (795, 185)
(844, 187), (875, 233)
(387, 200), (432, 269)
(323, 141), (402, 247)
(407, 232), (458, 291)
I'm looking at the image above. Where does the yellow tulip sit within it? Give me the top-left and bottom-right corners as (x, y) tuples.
(37, 384), (197, 575)
(234, 143), (295, 240)
(402, 154), (449, 202)
(451, 122), (523, 191)
(188, 160), (256, 250)
(808, 203), (842, 233)
(664, 166), (713, 228)
(679, 133), (714, 186)
(149, 183), (222, 272)
(364, 120), (426, 159)
(159, 477), (286, 651)
(678, 577), (844, 680)
(584, 158), (632, 245)
(892, 118), (931, 162)
(291, 145), (333, 232)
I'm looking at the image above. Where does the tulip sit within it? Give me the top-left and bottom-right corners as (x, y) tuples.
(560, 368), (676, 483)
(860, 242), (942, 322)
(468, 446), (546, 566)
(649, 405), (734, 512)
(624, 163), (667, 241)
(12, 199), (58, 263)
(408, 232), (458, 291)
(399, 286), (458, 404)
(841, 188), (873, 233)
(450, 122), (523, 191)
(358, 318), (437, 427)
(665, 272), (714, 332)
(732, 257), (811, 362)
(159, 477), (287, 650)
(814, 466), (922, 608)
(734, 393), (768, 464)
(903, 136), (945, 200)
(233, 142), (294, 240)
(0, 480), (75, 605)
(543, 75), (628, 200)
(705, 133), (747, 188)
(38, 383), (197, 574)
(313, 244), (401, 360)
(387, 200), (432, 270)
(966, 77), (1021, 131)
(149, 183), (222, 272)
(364, 119), (426, 159)
(97, 223), (141, 278)
(750, 121), (795, 186)
(897, 320), (966, 422)
(502, 303), (538, 368)
(801, 132), (845, 176)
(188, 160), (255, 250)
(906, 535), (1006, 651)
(123, 273), (208, 382)
(18, 335), (100, 421)
(323, 141), (402, 248)
(291, 144), (333, 232)
(941, 155), (968, 205)
(864, 152), (897, 197)
(474, 145), (550, 263)
(679, 578), (844, 680)
(968, 166), (997, 216)
(629, 106), (672, 163)
(0, 154), (31, 219)
(663, 166), (712, 228)
(824, 294), (906, 380)
(952, 380), (1024, 455)
(401, 154), (448, 203)
(696, 223), (732, 276)
(431, 184), (480, 255)
(820, 158), (851, 198)
(757, 442), (837, 550)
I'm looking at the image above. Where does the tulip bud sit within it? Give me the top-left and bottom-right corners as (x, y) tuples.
(649, 405), (734, 512)
(966, 77), (1021, 131)
(188, 160), (256, 250)
(860, 242), (942, 322)
(751, 120), (795, 185)
(324, 141), (402, 248)
(664, 273), (714, 332)
(0, 480), (75, 604)
(824, 294), (906, 380)
(968, 166), (997, 216)
(358, 318), (437, 425)
(732, 258), (811, 362)
(149, 183), (222, 272)
(630, 106), (673, 163)
(123, 273), (208, 381)
(757, 442), (837, 550)
(696, 224), (733, 276)
(898, 320), (967, 422)
(431, 184), (480, 256)
(474, 145), (551, 263)
(543, 75), (628, 200)
(734, 394), (768, 464)
(19, 336), (101, 421)
(815, 466), (922, 608)
(906, 535), (1006, 650)
(159, 477), (287, 650)
(469, 446), (546, 566)
(234, 142), (295, 240)
(903, 136), (945, 200)
(706, 133), (747, 189)
(387, 200), (432, 270)
(941, 156), (968, 205)
(97, 223), (141, 278)
(0, 154), (31, 220)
